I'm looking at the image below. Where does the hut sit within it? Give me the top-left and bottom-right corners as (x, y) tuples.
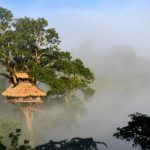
(2, 72), (46, 133)
(2, 82), (46, 103)
(2, 72), (46, 103)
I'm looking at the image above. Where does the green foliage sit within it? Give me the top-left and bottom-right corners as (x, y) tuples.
(0, 119), (20, 145)
(0, 7), (13, 32)
(82, 87), (95, 99)
(114, 112), (150, 150)
(8, 129), (32, 150)
(0, 136), (6, 150)
(0, 129), (32, 150)
(0, 7), (94, 98)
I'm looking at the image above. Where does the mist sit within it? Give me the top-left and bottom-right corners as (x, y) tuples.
(0, 0), (150, 149)
(2, 47), (150, 150)
(0, 47), (147, 149)
(23, 47), (149, 150)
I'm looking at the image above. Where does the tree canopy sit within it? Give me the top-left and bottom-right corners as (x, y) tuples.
(114, 112), (150, 150)
(0, 7), (94, 98)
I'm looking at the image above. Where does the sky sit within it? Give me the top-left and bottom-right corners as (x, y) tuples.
(1, 0), (150, 57)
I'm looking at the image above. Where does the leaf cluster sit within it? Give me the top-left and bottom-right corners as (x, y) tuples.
(114, 112), (150, 150)
(0, 129), (32, 150)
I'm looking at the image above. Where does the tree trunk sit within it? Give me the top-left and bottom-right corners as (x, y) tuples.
(64, 96), (70, 108)
(22, 109), (33, 134)
(64, 92), (73, 107)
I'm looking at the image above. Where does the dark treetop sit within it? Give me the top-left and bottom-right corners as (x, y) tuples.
(114, 112), (150, 150)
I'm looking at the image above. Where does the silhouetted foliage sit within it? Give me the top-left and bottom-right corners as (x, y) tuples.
(0, 129), (32, 150)
(114, 112), (150, 150)
(0, 136), (6, 150)
(0, 129), (107, 150)
(35, 137), (107, 150)
(0, 119), (20, 145)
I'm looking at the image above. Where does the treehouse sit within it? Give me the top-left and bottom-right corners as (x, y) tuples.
(2, 82), (46, 103)
(2, 72), (46, 103)
(2, 72), (46, 133)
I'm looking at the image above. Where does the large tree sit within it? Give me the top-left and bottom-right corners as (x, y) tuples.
(114, 112), (150, 150)
(0, 7), (94, 102)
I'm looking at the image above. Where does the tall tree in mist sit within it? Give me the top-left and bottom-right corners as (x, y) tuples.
(114, 112), (150, 150)
(0, 6), (94, 100)
(0, 7), (94, 132)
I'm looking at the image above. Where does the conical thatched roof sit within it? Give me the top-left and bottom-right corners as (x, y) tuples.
(2, 82), (46, 97)
(15, 72), (30, 79)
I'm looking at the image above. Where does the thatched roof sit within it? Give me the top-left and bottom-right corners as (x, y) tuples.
(2, 82), (46, 97)
(15, 72), (30, 79)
